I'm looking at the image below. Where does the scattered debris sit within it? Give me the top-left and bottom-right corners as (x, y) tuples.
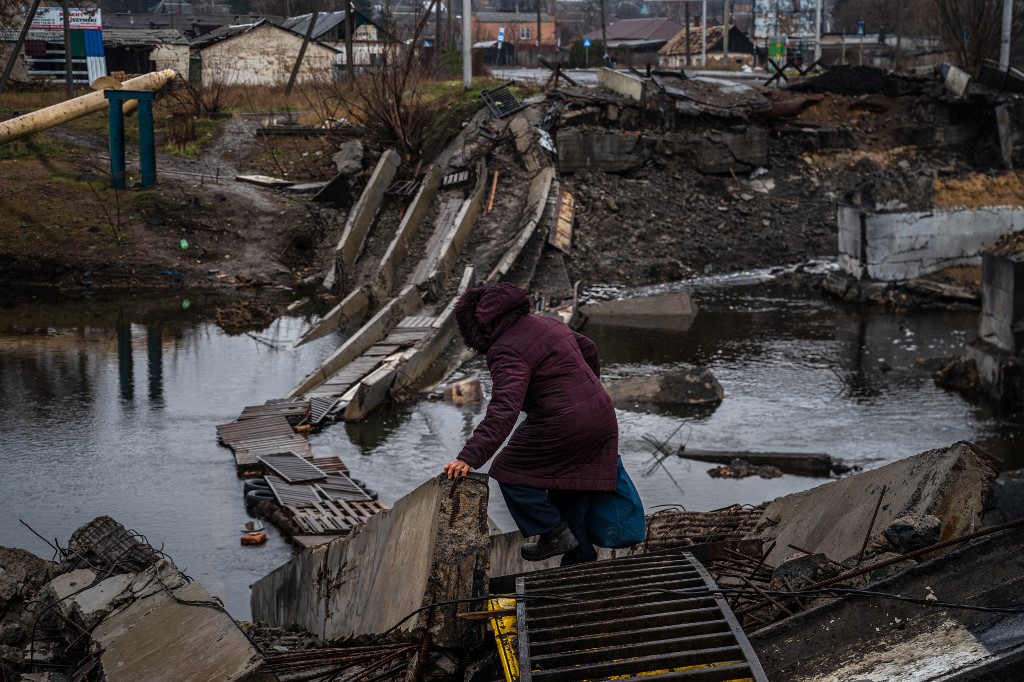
(708, 458), (784, 479)
(214, 300), (277, 334)
(604, 366), (724, 406)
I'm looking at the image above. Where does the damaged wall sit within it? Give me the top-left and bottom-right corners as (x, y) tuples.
(194, 23), (337, 86)
(838, 204), (1024, 281)
(251, 475), (491, 647)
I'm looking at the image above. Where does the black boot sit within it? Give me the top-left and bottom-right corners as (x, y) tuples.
(521, 522), (579, 561)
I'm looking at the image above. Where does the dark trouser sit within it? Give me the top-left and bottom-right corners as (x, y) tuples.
(499, 483), (598, 565)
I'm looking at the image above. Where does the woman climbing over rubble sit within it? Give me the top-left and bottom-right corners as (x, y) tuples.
(442, 281), (620, 565)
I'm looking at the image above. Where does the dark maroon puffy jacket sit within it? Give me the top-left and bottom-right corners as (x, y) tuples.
(456, 283), (618, 491)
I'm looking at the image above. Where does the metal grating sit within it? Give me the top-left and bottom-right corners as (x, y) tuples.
(306, 454), (350, 475)
(285, 499), (389, 535)
(309, 396), (339, 425)
(386, 179), (419, 196)
(239, 399), (311, 424)
(514, 550), (768, 682)
(316, 473), (373, 502)
(481, 84), (527, 118)
(262, 643), (415, 682)
(216, 415), (312, 467)
(442, 170), (470, 187)
(265, 474), (322, 506)
(258, 452), (328, 484)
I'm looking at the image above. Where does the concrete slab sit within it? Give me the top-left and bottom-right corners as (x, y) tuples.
(747, 441), (1001, 566)
(64, 573), (134, 629)
(251, 474), (490, 648)
(46, 569), (97, 604)
(89, 564), (262, 682)
(578, 292), (698, 331)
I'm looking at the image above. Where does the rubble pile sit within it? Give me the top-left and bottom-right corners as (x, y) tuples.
(0, 517), (263, 682)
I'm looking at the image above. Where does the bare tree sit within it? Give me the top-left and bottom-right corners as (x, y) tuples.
(929, 0), (1023, 69)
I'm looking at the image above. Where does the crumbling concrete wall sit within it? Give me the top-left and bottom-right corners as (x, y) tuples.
(371, 165), (442, 300)
(838, 204), (1024, 281)
(195, 23), (337, 86)
(251, 475), (491, 648)
(747, 441), (1001, 566)
(979, 251), (1024, 353)
(598, 67), (646, 102)
(557, 130), (648, 174)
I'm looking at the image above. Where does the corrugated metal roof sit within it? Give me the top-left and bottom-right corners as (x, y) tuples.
(583, 17), (683, 42)
(189, 19), (261, 48)
(475, 11), (554, 23)
(281, 11), (346, 40)
(0, 27), (190, 45)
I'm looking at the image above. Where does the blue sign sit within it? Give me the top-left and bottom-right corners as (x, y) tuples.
(962, 27), (970, 42)
(423, 39), (432, 46)
(583, 37), (591, 48)
(857, 21), (865, 37)
(497, 26), (505, 48)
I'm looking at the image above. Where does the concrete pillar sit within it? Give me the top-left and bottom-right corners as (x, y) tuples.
(979, 250), (1024, 354)
(251, 474), (491, 647)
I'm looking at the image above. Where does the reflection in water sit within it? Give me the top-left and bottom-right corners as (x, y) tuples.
(2, 279), (1022, 620)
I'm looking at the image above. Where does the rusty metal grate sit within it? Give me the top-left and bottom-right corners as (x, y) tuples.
(265, 475), (322, 506)
(262, 643), (415, 682)
(316, 473), (373, 502)
(514, 550), (767, 681)
(481, 84), (527, 118)
(258, 452), (328, 484)
(285, 499), (389, 535)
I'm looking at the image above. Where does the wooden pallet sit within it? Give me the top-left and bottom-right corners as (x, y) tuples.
(285, 499), (389, 535)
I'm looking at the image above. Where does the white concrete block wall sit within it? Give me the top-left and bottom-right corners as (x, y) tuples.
(838, 205), (1024, 281)
(198, 24), (338, 86)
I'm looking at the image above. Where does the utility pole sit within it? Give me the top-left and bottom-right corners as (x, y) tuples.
(685, 2), (691, 66)
(700, 0), (706, 67)
(537, 0), (542, 65)
(600, 0), (608, 65)
(814, 0), (821, 64)
(61, 0), (73, 98)
(723, 0), (730, 67)
(1002, 0), (1013, 68)
(462, 0), (471, 88)
(286, 10), (318, 95)
(345, 2), (354, 81)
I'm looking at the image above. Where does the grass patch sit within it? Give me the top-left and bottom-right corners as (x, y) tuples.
(159, 117), (223, 157)
(0, 134), (67, 160)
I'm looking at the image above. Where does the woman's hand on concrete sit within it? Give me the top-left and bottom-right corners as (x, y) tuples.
(443, 459), (470, 479)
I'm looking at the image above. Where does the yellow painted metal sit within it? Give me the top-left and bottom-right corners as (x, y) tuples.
(0, 69), (177, 145)
(488, 597), (520, 682)
(606, 660), (753, 681)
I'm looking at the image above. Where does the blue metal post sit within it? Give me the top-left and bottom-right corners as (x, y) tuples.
(106, 94), (126, 189)
(137, 96), (155, 188)
(105, 89), (157, 189)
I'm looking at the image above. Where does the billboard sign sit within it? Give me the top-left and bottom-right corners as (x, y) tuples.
(30, 7), (102, 30)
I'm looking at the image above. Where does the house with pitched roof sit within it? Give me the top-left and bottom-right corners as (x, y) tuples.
(582, 17), (683, 67)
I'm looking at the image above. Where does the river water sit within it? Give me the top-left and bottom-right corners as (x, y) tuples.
(2, 270), (1021, 620)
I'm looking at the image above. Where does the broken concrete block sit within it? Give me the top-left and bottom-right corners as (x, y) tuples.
(881, 514), (942, 554)
(604, 366), (724, 406)
(45, 569), (98, 608)
(578, 292), (698, 331)
(747, 441), (1000, 566)
(90, 564), (262, 682)
(941, 63), (972, 98)
(694, 129), (769, 174)
(62, 573), (134, 630)
(252, 474), (490, 648)
(0, 547), (57, 612)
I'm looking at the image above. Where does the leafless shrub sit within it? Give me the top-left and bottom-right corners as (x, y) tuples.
(929, 0), (1024, 70)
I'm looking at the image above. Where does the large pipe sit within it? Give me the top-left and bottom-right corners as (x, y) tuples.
(1001, 0), (1013, 69)
(0, 69), (176, 145)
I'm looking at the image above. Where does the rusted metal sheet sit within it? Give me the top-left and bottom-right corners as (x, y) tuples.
(548, 188), (574, 254)
(258, 452), (328, 484)
(514, 550), (768, 682)
(309, 396), (339, 425)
